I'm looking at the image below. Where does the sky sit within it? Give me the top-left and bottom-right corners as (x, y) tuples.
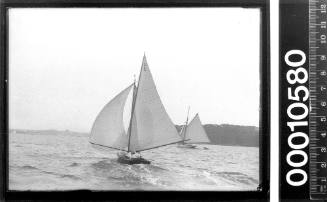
(9, 8), (260, 132)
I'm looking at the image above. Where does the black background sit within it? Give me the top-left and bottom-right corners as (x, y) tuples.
(279, 0), (315, 201)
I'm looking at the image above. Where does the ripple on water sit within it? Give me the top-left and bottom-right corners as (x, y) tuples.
(9, 132), (259, 191)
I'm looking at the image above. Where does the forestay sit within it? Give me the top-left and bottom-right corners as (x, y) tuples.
(129, 56), (182, 152)
(185, 114), (210, 143)
(90, 84), (133, 151)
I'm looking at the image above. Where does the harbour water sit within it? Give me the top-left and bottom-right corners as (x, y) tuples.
(9, 131), (259, 191)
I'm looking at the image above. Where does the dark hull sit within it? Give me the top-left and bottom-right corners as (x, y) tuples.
(117, 156), (151, 165)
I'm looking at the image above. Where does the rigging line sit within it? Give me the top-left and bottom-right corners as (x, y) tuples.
(136, 139), (191, 152)
(89, 142), (128, 152)
(127, 82), (137, 152)
(127, 55), (146, 152)
(182, 106), (191, 144)
(182, 124), (187, 144)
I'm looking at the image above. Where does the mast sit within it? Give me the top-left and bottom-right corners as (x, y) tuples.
(127, 79), (137, 152)
(127, 54), (147, 152)
(182, 106), (190, 144)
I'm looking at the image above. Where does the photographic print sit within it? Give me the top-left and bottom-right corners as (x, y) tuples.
(8, 8), (261, 191)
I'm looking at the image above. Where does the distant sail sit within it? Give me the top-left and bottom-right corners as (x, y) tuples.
(185, 114), (210, 143)
(90, 84), (133, 151)
(179, 124), (186, 138)
(129, 55), (182, 152)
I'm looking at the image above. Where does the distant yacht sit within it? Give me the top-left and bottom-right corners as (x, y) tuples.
(89, 54), (183, 164)
(178, 108), (211, 149)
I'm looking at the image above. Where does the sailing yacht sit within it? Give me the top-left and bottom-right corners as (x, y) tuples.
(178, 110), (211, 149)
(89, 54), (183, 164)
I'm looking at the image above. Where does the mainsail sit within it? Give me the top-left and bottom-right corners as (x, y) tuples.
(184, 114), (210, 144)
(89, 84), (133, 151)
(90, 55), (182, 153)
(129, 55), (182, 152)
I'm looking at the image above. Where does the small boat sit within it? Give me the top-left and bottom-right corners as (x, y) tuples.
(89, 54), (183, 164)
(178, 108), (211, 149)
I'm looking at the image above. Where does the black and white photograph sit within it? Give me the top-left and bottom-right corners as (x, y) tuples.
(8, 7), (262, 191)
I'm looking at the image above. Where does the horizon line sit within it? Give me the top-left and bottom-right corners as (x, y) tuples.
(9, 123), (260, 133)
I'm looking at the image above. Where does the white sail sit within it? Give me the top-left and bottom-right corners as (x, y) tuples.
(129, 55), (182, 152)
(90, 84), (133, 150)
(185, 114), (210, 144)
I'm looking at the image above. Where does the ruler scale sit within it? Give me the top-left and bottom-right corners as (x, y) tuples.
(309, 0), (327, 199)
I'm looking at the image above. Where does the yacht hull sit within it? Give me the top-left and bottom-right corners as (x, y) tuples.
(117, 153), (151, 164)
(117, 156), (151, 164)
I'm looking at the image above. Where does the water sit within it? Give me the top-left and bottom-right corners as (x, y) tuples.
(9, 131), (259, 191)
